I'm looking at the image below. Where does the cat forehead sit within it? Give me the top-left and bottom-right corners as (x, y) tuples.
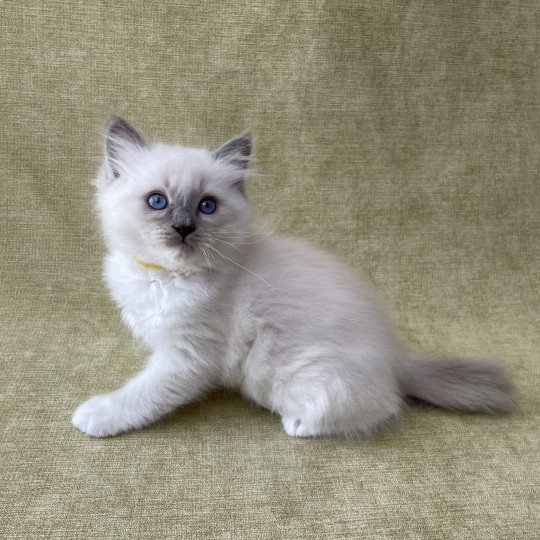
(139, 144), (223, 190)
(149, 144), (213, 176)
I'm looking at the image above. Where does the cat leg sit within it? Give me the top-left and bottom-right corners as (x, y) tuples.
(280, 386), (402, 438)
(281, 415), (321, 437)
(277, 359), (403, 438)
(72, 353), (209, 437)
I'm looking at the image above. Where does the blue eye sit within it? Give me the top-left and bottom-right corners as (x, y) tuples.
(147, 193), (168, 210)
(198, 197), (217, 214)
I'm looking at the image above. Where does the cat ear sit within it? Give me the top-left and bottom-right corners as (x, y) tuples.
(104, 117), (147, 178)
(213, 131), (252, 170)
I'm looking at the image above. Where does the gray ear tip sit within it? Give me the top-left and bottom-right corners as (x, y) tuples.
(241, 130), (253, 145)
(104, 116), (146, 149)
(103, 117), (147, 178)
(105, 116), (131, 135)
(106, 115), (123, 125)
(214, 131), (254, 166)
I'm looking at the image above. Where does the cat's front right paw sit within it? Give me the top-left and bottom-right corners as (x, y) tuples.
(72, 394), (125, 437)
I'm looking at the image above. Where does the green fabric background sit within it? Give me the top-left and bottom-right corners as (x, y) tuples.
(1, 1), (538, 538)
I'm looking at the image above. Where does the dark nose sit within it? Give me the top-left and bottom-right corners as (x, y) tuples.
(172, 224), (196, 239)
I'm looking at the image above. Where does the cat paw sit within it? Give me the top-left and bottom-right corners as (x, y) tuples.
(72, 394), (125, 437)
(282, 416), (313, 438)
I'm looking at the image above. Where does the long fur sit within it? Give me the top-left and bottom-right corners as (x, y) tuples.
(72, 118), (514, 438)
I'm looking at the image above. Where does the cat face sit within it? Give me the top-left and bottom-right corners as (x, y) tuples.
(95, 117), (252, 274)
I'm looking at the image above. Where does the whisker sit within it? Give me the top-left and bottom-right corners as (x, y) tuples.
(214, 238), (241, 251)
(205, 220), (271, 239)
(202, 242), (275, 289)
(200, 245), (212, 270)
(227, 230), (275, 245)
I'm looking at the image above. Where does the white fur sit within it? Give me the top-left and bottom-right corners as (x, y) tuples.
(72, 121), (510, 438)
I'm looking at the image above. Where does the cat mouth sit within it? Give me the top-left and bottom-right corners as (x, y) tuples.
(165, 237), (195, 252)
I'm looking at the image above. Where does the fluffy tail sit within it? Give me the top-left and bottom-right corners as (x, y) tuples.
(400, 354), (514, 413)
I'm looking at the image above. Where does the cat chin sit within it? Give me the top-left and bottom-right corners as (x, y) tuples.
(166, 247), (211, 275)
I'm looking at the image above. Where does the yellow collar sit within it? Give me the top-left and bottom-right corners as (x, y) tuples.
(132, 255), (166, 271)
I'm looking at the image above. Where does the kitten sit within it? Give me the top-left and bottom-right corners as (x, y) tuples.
(72, 117), (513, 438)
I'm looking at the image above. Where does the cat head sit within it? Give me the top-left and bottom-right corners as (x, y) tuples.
(94, 117), (253, 274)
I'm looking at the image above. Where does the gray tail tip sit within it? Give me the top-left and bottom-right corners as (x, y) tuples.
(402, 355), (515, 414)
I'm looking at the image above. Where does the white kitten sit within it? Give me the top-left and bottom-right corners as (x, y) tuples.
(72, 118), (513, 438)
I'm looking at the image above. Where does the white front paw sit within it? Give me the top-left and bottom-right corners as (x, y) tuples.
(72, 394), (125, 437)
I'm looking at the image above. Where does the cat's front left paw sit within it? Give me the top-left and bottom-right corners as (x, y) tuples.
(72, 394), (126, 437)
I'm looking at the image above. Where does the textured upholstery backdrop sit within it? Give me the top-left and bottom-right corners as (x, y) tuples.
(1, 1), (538, 538)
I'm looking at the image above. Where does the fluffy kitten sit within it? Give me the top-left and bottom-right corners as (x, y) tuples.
(72, 117), (513, 438)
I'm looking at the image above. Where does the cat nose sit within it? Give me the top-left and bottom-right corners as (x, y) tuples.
(172, 224), (196, 239)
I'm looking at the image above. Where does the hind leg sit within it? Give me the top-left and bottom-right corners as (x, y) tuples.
(281, 407), (329, 438)
(281, 414), (333, 437)
(279, 388), (402, 438)
(275, 359), (403, 438)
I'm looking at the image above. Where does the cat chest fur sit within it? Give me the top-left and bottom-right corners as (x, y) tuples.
(104, 255), (213, 344)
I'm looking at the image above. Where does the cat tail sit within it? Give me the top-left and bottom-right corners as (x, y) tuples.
(399, 353), (514, 413)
